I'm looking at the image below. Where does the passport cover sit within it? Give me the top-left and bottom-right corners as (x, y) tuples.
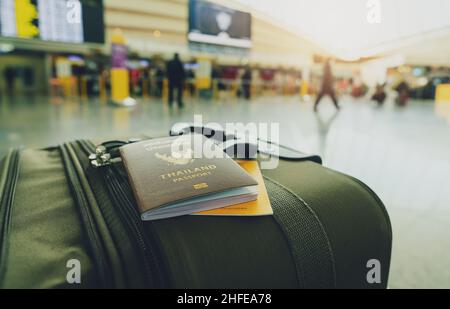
(119, 135), (258, 214)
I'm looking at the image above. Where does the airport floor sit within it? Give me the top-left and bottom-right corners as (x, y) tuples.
(1, 94), (450, 289)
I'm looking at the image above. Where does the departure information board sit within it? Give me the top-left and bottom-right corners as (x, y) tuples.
(0, 0), (104, 43)
(189, 0), (252, 49)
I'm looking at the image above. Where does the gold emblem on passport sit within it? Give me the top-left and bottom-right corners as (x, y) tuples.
(194, 183), (209, 190)
(155, 152), (195, 166)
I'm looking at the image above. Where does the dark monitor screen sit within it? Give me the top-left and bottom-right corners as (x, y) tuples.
(188, 0), (252, 49)
(0, 0), (105, 44)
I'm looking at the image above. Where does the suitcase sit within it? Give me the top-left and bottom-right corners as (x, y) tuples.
(0, 136), (392, 289)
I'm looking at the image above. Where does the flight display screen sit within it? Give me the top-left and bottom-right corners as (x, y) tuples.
(188, 0), (252, 49)
(0, 0), (104, 44)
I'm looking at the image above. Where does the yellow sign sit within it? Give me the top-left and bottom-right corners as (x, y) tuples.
(110, 29), (130, 103)
(111, 69), (130, 102)
(436, 84), (450, 103)
(15, 0), (39, 38)
(111, 28), (126, 45)
(196, 57), (212, 90)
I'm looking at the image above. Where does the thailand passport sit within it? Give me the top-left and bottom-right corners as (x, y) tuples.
(120, 135), (258, 221)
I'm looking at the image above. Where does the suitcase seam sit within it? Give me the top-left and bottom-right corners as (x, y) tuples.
(59, 144), (113, 288)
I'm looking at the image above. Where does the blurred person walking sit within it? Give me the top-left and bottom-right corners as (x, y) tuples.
(314, 59), (340, 112)
(4, 67), (16, 97)
(186, 69), (196, 97)
(372, 83), (387, 106)
(241, 67), (252, 100)
(395, 80), (410, 107)
(167, 53), (185, 108)
(155, 66), (165, 97)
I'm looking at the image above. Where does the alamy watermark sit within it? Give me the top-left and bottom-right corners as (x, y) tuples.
(66, 257), (382, 285)
(366, 259), (382, 284)
(367, 0), (382, 24)
(66, 0), (82, 24)
(66, 259), (81, 284)
(168, 115), (280, 170)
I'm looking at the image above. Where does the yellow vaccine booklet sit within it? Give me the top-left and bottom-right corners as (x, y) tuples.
(195, 160), (273, 217)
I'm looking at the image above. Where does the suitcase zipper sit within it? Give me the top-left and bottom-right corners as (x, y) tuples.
(0, 149), (21, 285)
(77, 140), (167, 288)
(59, 144), (113, 288)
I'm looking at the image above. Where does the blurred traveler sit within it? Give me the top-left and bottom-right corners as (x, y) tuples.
(130, 68), (140, 96)
(351, 77), (368, 98)
(395, 80), (410, 107)
(314, 59), (340, 112)
(142, 68), (150, 96)
(186, 69), (196, 97)
(167, 53), (185, 108)
(154, 66), (165, 98)
(4, 67), (16, 97)
(372, 83), (387, 106)
(241, 67), (252, 99)
(211, 64), (220, 85)
(23, 67), (34, 88)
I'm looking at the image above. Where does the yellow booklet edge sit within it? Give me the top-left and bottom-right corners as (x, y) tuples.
(193, 160), (273, 217)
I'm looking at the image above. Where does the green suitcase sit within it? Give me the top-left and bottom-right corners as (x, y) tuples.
(0, 137), (392, 289)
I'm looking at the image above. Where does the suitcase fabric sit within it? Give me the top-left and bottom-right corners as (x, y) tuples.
(0, 137), (392, 289)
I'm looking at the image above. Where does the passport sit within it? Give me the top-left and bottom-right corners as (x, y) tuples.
(120, 135), (258, 221)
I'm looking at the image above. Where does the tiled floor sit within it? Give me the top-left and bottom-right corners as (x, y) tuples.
(1, 94), (450, 288)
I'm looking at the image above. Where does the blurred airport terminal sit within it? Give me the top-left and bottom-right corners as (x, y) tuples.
(1, 0), (450, 288)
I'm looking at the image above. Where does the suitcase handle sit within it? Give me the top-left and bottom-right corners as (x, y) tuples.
(88, 130), (323, 169)
(170, 124), (323, 164)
